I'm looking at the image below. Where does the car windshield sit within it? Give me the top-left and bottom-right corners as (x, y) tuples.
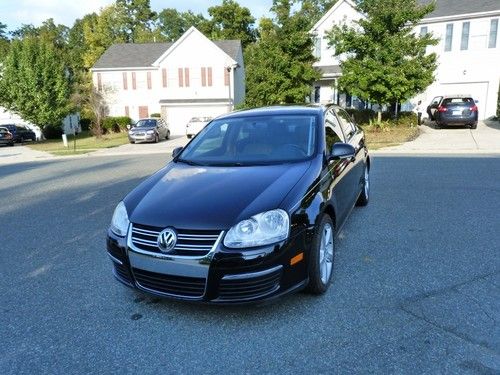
(178, 115), (318, 166)
(135, 119), (156, 127)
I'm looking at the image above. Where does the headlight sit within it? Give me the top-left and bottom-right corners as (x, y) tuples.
(224, 209), (289, 248)
(110, 201), (130, 237)
(146, 130), (154, 134)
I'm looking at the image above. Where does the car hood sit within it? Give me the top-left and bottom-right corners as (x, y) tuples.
(127, 161), (312, 230)
(131, 127), (155, 132)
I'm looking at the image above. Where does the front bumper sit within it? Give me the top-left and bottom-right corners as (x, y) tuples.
(128, 133), (156, 143)
(106, 224), (312, 303)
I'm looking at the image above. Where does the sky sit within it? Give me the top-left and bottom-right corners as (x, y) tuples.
(0, 0), (273, 31)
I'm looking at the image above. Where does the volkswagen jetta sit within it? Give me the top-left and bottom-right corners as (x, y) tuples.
(107, 105), (370, 303)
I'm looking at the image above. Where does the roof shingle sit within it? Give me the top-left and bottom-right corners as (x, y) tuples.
(93, 40), (241, 69)
(421, 0), (500, 19)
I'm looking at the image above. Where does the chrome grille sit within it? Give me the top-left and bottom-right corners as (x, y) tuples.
(130, 223), (221, 256)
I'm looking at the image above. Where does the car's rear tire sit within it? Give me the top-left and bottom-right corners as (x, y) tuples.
(187, 134), (192, 139)
(435, 122), (441, 129)
(356, 165), (370, 206)
(470, 123), (477, 129)
(154, 135), (159, 143)
(166, 131), (170, 140)
(9, 142), (14, 146)
(306, 214), (335, 295)
(130, 141), (135, 144)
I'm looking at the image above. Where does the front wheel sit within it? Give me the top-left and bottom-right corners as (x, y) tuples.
(356, 165), (370, 206)
(306, 215), (335, 295)
(166, 130), (170, 140)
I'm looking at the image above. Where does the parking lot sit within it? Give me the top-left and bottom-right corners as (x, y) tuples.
(1, 150), (499, 373)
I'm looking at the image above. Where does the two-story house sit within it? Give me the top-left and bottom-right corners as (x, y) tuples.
(311, 0), (500, 120)
(91, 27), (245, 135)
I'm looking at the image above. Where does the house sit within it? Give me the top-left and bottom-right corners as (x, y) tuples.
(311, 0), (500, 120)
(91, 27), (245, 136)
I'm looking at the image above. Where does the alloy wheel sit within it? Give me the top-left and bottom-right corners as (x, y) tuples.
(319, 223), (334, 284)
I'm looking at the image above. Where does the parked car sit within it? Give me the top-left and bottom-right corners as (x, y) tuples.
(1, 124), (37, 142)
(185, 117), (213, 138)
(427, 95), (478, 129)
(0, 126), (15, 146)
(128, 118), (170, 144)
(107, 105), (370, 303)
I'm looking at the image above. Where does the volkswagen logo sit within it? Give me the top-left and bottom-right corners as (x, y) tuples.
(157, 228), (177, 253)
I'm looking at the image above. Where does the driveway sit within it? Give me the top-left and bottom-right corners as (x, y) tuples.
(0, 143), (55, 165)
(378, 120), (500, 153)
(1, 154), (499, 373)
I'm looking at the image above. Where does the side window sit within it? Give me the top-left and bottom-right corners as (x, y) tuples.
(325, 127), (342, 154)
(324, 110), (345, 154)
(336, 109), (356, 139)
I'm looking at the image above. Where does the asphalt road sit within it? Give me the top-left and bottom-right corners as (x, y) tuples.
(1, 154), (499, 374)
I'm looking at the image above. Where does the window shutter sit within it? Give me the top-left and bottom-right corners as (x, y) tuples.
(97, 73), (102, 91)
(224, 68), (230, 86)
(178, 68), (184, 87)
(162, 68), (167, 87)
(184, 68), (190, 87)
(132, 72), (137, 90)
(201, 67), (206, 87)
(147, 72), (152, 89)
(122, 72), (128, 90)
(207, 67), (212, 86)
(125, 106), (129, 117)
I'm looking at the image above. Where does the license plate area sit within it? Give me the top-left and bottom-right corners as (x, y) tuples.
(452, 110), (462, 116)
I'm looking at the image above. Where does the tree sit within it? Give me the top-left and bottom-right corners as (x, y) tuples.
(326, 0), (438, 122)
(0, 22), (9, 61)
(82, 5), (128, 69)
(205, 0), (256, 47)
(115, 0), (157, 42)
(0, 37), (72, 128)
(244, 0), (319, 107)
(156, 9), (207, 41)
(302, 0), (338, 27)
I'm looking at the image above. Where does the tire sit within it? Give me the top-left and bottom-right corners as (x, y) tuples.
(306, 214), (335, 295)
(470, 123), (477, 129)
(9, 142), (14, 147)
(130, 141), (135, 144)
(187, 134), (192, 139)
(435, 122), (441, 129)
(154, 135), (159, 143)
(166, 131), (170, 140)
(356, 165), (370, 206)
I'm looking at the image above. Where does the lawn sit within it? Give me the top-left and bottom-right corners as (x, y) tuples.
(28, 131), (129, 155)
(363, 124), (420, 150)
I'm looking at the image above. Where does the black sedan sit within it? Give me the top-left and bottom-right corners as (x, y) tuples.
(107, 105), (370, 303)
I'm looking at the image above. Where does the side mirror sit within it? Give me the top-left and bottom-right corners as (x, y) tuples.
(172, 147), (183, 159)
(329, 142), (355, 161)
(126, 124), (131, 130)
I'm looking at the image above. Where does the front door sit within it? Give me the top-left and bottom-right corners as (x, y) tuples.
(139, 106), (149, 119)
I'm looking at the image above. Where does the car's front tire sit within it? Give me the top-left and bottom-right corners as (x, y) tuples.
(306, 214), (335, 295)
(470, 123), (477, 129)
(166, 130), (170, 140)
(356, 165), (370, 206)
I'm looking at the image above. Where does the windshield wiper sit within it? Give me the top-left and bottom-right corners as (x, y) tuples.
(176, 158), (206, 166)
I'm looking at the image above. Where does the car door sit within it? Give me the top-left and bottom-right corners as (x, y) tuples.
(322, 109), (353, 226)
(335, 108), (365, 206)
(428, 96), (442, 120)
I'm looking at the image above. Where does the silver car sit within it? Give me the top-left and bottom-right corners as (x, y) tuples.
(128, 118), (170, 144)
(185, 117), (212, 139)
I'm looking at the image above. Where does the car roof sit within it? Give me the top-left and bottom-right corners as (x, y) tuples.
(442, 94), (473, 99)
(216, 105), (332, 120)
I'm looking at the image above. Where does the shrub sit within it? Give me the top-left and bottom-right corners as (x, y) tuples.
(345, 108), (376, 125)
(80, 118), (92, 131)
(42, 125), (63, 139)
(150, 113), (161, 118)
(102, 116), (132, 133)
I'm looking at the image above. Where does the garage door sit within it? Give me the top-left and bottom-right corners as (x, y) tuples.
(440, 82), (489, 120)
(161, 105), (229, 136)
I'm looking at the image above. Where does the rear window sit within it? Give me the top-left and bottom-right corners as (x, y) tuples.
(0, 128), (8, 133)
(442, 97), (474, 106)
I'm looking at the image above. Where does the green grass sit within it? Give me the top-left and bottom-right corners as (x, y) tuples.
(28, 131), (129, 155)
(364, 124), (420, 150)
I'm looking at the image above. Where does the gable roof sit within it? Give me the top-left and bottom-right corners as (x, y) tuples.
(421, 0), (500, 19)
(93, 38), (241, 70)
